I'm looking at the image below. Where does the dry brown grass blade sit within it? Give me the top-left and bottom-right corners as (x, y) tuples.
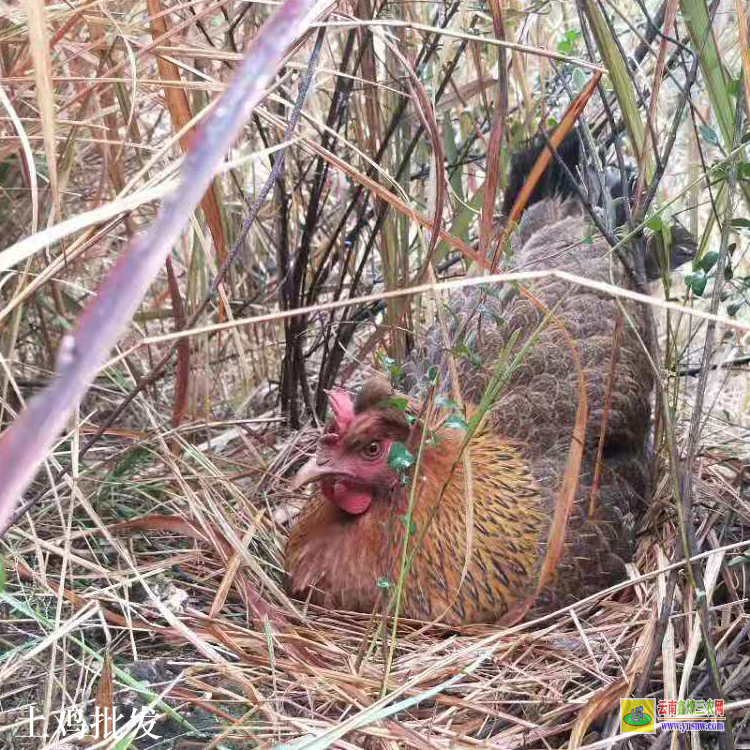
(303, 139), (482, 266)
(22, 0), (59, 215)
(89, 652), (115, 742)
(735, 0), (750, 119)
(478, 0), (507, 264)
(338, 27), (448, 379)
(357, 0), (381, 155)
(408, 77), (498, 124)
(388, 40), (447, 278)
(165, 255), (190, 431)
(87, 19), (132, 220)
(569, 677), (629, 748)
(147, 0), (227, 262)
(570, 610), (656, 747)
(632, 0), (679, 209)
(491, 71), (603, 272)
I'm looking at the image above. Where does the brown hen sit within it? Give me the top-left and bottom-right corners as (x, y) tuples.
(285, 134), (693, 625)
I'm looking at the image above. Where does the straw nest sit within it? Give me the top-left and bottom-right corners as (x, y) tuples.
(1, 413), (748, 749)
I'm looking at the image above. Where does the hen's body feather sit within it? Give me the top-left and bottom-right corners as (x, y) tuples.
(402, 197), (654, 608)
(285, 137), (682, 624)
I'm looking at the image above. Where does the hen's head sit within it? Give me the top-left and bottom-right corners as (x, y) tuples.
(292, 377), (412, 515)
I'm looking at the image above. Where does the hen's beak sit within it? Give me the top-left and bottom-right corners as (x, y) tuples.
(289, 455), (333, 491)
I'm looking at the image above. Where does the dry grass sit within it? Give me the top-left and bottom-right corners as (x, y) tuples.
(1, 0), (749, 748)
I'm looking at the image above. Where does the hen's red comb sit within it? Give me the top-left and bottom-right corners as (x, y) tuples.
(326, 389), (355, 434)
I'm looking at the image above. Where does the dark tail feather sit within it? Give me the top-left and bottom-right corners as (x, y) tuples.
(503, 130), (696, 277)
(501, 131), (586, 216)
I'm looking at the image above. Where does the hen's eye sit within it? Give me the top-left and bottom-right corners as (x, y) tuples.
(362, 440), (382, 459)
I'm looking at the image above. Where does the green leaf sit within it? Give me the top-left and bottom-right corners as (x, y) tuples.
(556, 29), (580, 55)
(388, 442), (415, 472)
(730, 217), (750, 229)
(109, 446), (151, 481)
(455, 343), (481, 368)
(377, 353), (402, 382)
(427, 365), (439, 384)
(379, 354), (396, 369)
(698, 251), (719, 272)
(698, 124), (720, 147)
(376, 577), (391, 588)
(445, 414), (469, 431)
(386, 396), (409, 412)
(400, 515), (417, 536)
(685, 269), (708, 296)
(645, 213), (664, 232)
(0, 554), (5, 593)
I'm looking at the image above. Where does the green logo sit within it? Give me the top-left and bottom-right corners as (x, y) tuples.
(623, 705), (652, 727)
